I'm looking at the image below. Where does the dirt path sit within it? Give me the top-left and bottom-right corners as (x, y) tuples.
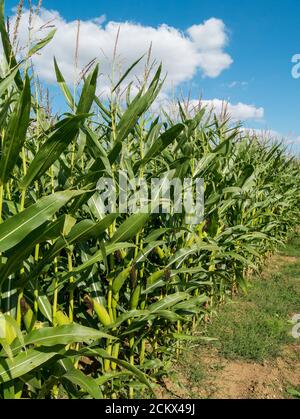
(158, 240), (300, 399)
(159, 344), (300, 399)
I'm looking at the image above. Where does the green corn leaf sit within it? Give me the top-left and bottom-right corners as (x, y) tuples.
(30, 214), (118, 279)
(111, 213), (150, 243)
(21, 115), (87, 188)
(134, 123), (185, 170)
(115, 64), (162, 144)
(149, 292), (189, 313)
(142, 279), (166, 295)
(36, 294), (53, 323)
(112, 55), (145, 93)
(0, 216), (69, 284)
(54, 57), (75, 110)
(77, 64), (99, 115)
(112, 266), (132, 295)
(0, 75), (31, 184)
(154, 310), (183, 322)
(63, 368), (102, 399)
(4, 324), (115, 357)
(0, 66), (20, 96)
(134, 241), (165, 264)
(167, 243), (219, 269)
(0, 347), (62, 384)
(28, 29), (56, 58)
(60, 243), (136, 282)
(95, 371), (134, 386)
(83, 347), (155, 396)
(110, 310), (150, 329)
(0, 190), (84, 255)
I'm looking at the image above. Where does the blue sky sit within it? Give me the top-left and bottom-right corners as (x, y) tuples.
(5, 0), (300, 149)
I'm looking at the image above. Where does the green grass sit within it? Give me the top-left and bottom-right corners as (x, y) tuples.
(287, 387), (300, 398)
(204, 237), (300, 362)
(186, 362), (206, 383)
(280, 236), (300, 258)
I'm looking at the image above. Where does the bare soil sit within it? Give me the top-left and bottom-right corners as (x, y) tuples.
(157, 343), (300, 400)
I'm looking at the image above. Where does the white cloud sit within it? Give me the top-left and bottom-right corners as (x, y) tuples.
(240, 128), (282, 139)
(187, 18), (233, 78)
(151, 97), (264, 123)
(194, 99), (264, 121)
(187, 18), (228, 51)
(240, 128), (300, 150)
(5, 8), (233, 91)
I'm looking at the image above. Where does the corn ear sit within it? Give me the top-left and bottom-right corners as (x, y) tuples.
(147, 269), (165, 287)
(84, 295), (112, 327)
(21, 298), (36, 332)
(4, 323), (17, 345)
(56, 310), (71, 326)
(112, 266), (132, 295)
(155, 246), (165, 260)
(130, 285), (141, 310)
(111, 343), (120, 370)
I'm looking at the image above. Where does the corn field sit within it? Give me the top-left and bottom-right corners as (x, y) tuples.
(0, 0), (300, 400)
